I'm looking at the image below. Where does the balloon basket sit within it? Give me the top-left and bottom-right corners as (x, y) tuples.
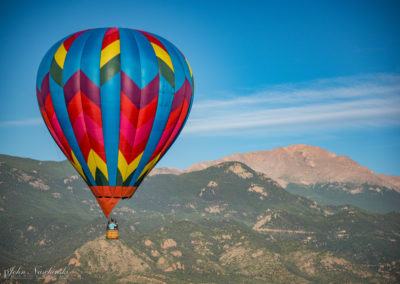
(106, 229), (119, 240)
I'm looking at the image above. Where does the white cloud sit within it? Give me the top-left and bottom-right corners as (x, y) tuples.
(184, 73), (400, 135)
(2, 74), (399, 136)
(0, 118), (42, 127)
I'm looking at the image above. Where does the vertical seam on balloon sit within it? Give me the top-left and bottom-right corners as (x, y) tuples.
(78, 30), (103, 185)
(172, 73), (194, 154)
(61, 33), (96, 182)
(142, 38), (185, 175)
(47, 35), (95, 185)
(37, 75), (70, 161)
(119, 30), (129, 184)
(158, 82), (188, 164)
(120, 30), (131, 184)
(99, 28), (121, 186)
(156, 42), (191, 162)
(116, 28), (123, 185)
(128, 30), (160, 186)
(46, 46), (75, 161)
(38, 37), (84, 178)
(175, 52), (195, 145)
(114, 30), (122, 186)
(159, 75), (193, 163)
(50, 41), (81, 178)
(60, 33), (95, 184)
(138, 31), (175, 180)
(49, 41), (91, 183)
(131, 29), (150, 186)
(121, 29), (142, 185)
(98, 29), (108, 186)
(129, 30), (160, 186)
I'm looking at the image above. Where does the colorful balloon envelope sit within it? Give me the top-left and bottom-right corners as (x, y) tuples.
(36, 28), (194, 217)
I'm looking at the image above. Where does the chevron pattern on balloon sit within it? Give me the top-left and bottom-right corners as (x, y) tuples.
(50, 31), (87, 87)
(36, 74), (87, 181)
(140, 31), (175, 88)
(100, 28), (121, 86)
(64, 70), (109, 184)
(117, 73), (160, 185)
(136, 78), (193, 182)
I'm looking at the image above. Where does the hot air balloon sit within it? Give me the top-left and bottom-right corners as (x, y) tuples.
(36, 28), (194, 224)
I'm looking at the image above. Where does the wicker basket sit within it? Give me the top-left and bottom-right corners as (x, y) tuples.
(106, 229), (119, 240)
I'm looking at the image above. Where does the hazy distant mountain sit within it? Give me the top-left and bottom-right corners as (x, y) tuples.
(151, 145), (400, 213)
(153, 144), (399, 190)
(0, 154), (399, 282)
(380, 174), (400, 189)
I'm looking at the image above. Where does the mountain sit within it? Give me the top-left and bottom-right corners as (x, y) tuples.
(0, 154), (399, 283)
(151, 145), (400, 213)
(380, 174), (400, 189)
(59, 219), (397, 283)
(153, 144), (399, 190)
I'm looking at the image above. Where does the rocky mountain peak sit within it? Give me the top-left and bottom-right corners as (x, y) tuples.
(152, 145), (400, 192)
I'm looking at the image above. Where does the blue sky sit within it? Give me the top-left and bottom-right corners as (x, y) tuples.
(0, 0), (399, 175)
